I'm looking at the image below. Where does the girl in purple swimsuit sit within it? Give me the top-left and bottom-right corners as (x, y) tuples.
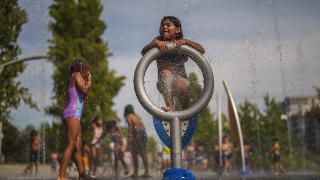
(57, 59), (93, 180)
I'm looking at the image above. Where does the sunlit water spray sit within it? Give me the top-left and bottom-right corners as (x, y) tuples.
(270, 0), (286, 96)
(269, 0), (295, 171)
(144, 60), (205, 110)
(296, 40), (307, 172)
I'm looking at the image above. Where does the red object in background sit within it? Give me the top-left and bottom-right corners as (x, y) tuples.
(228, 98), (240, 146)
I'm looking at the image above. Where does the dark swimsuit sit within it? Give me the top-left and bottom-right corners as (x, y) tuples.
(30, 150), (39, 163)
(273, 154), (280, 162)
(133, 128), (147, 144)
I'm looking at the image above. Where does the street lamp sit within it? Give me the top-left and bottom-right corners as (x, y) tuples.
(0, 55), (50, 74)
(0, 54), (49, 163)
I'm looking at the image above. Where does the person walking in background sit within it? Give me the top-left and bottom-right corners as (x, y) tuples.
(156, 152), (163, 175)
(57, 59), (93, 180)
(124, 105), (151, 178)
(23, 130), (42, 175)
(244, 143), (251, 173)
(194, 145), (208, 171)
(186, 142), (196, 170)
(267, 137), (285, 175)
(222, 136), (233, 174)
(50, 150), (60, 175)
(90, 116), (104, 177)
(105, 120), (130, 177)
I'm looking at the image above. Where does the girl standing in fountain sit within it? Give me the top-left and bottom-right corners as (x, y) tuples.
(267, 137), (286, 175)
(23, 130), (42, 175)
(57, 59), (94, 180)
(124, 104), (150, 178)
(222, 136), (233, 174)
(90, 116), (104, 177)
(141, 16), (205, 112)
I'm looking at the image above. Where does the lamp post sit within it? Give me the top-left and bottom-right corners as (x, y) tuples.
(0, 55), (49, 74)
(0, 55), (49, 162)
(0, 122), (3, 163)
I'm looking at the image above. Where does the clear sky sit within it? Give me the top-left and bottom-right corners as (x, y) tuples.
(11, 0), (320, 141)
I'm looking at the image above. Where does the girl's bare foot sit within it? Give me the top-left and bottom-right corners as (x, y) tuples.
(79, 173), (97, 180)
(141, 173), (152, 178)
(124, 169), (130, 176)
(57, 176), (69, 180)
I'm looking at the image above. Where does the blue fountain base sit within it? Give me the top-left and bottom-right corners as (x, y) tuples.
(163, 168), (195, 180)
(240, 169), (249, 176)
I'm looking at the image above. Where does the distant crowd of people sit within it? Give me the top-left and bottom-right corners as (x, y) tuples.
(23, 127), (286, 177)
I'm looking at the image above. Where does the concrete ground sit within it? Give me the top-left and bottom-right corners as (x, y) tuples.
(1, 164), (320, 180)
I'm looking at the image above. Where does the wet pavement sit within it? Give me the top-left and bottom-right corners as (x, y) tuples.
(2, 172), (320, 180)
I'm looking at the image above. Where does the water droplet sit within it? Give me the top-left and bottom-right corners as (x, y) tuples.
(184, 4), (189, 10)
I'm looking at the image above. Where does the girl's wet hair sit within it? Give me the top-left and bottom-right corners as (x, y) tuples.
(106, 120), (117, 132)
(69, 59), (89, 81)
(30, 130), (38, 138)
(29, 130), (38, 142)
(160, 16), (183, 40)
(66, 59), (89, 101)
(70, 59), (82, 73)
(124, 104), (135, 117)
(223, 135), (229, 141)
(93, 115), (103, 125)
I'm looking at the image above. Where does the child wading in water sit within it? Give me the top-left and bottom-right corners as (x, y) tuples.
(142, 16), (205, 112)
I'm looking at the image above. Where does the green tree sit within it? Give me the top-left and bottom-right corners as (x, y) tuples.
(304, 88), (320, 167)
(0, 0), (37, 162)
(238, 95), (290, 170)
(188, 73), (217, 154)
(0, 1), (36, 121)
(40, 122), (66, 161)
(307, 87), (320, 122)
(47, 0), (125, 131)
(238, 101), (262, 151)
(260, 95), (288, 153)
(2, 120), (29, 162)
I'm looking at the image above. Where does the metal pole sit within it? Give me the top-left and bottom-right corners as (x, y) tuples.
(43, 126), (46, 165)
(41, 61), (46, 166)
(286, 115), (293, 168)
(217, 93), (223, 168)
(170, 117), (181, 168)
(223, 80), (246, 173)
(237, 115), (246, 173)
(0, 55), (49, 74)
(0, 122), (3, 163)
(0, 55), (49, 164)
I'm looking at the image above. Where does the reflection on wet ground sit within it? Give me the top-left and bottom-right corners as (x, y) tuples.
(2, 172), (320, 180)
